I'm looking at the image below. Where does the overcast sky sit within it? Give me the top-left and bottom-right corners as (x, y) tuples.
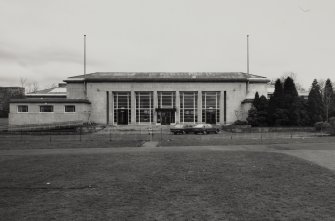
(0, 0), (334, 89)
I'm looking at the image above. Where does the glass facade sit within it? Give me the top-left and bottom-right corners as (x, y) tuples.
(202, 91), (220, 124)
(109, 90), (223, 125)
(136, 92), (153, 124)
(157, 92), (176, 124)
(158, 91), (175, 108)
(113, 92), (131, 124)
(180, 92), (198, 123)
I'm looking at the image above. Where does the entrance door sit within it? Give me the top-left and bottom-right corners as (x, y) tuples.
(205, 110), (216, 124)
(160, 112), (171, 125)
(117, 109), (128, 125)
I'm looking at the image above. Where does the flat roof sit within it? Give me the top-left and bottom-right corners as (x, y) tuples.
(64, 72), (269, 83)
(10, 98), (91, 104)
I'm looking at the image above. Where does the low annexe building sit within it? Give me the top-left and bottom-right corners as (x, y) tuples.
(9, 72), (269, 126)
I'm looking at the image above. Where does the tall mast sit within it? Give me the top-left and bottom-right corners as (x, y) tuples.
(84, 34), (87, 97)
(247, 34), (249, 74)
(84, 34), (86, 76)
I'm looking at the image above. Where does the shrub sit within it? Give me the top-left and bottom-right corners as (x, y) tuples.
(233, 120), (248, 125)
(329, 117), (335, 135)
(314, 121), (331, 132)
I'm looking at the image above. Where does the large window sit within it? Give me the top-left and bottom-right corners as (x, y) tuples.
(17, 105), (28, 112)
(158, 91), (175, 108)
(136, 92), (153, 124)
(202, 92), (220, 124)
(65, 105), (76, 113)
(40, 105), (53, 112)
(113, 92), (131, 124)
(180, 92), (198, 123)
(157, 92), (176, 124)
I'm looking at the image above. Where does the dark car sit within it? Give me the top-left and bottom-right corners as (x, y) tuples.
(170, 124), (194, 135)
(190, 124), (220, 134)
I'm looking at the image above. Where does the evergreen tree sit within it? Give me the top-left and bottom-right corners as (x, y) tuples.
(253, 92), (260, 110)
(323, 79), (335, 121)
(283, 77), (298, 108)
(307, 79), (323, 124)
(247, 107), (258, 126)
(268, 79), (284, 125)
(290, 97), (311, 126)
(283, 77), (299, 125)
(247, 93), (268, 126)
(257, 95), (269, 126)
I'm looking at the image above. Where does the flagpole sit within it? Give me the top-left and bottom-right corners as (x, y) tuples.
(84, 35), (86, 76)
(84, 35), (87, 97)
(247, 34), (249, 74)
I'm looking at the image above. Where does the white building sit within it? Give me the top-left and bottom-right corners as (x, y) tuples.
(9, 72), (269, 126)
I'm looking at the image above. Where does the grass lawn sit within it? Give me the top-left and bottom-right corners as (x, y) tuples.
(1, 150), (335, 220)
(1, 132), (335, 150)
(160, 133), (335, 147)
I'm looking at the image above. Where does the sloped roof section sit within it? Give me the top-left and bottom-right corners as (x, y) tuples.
(27, 87), (66, 95)
(65, 72), (269, 83)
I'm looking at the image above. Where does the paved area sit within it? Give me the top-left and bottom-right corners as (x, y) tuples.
(1, 142), (335, 171)
(281, 150), (335, 171)
(142, 141), (159, 147)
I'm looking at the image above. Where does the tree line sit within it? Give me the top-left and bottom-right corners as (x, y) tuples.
(247, 77), (335, 127)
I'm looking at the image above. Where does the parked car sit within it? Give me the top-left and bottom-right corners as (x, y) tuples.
(190, 124), (220, 134)
(170, 124), (194, 135)
(170, 124), (219, 135)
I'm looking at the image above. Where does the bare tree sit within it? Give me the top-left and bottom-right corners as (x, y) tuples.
(31, 81), (39, 93)
(49, 83), (58, 88)
(323, 79), (334, 122)
(19, 77), (28, 89)
(317, 78), (326, 95)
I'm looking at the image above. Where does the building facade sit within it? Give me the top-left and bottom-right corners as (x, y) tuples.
(9, 72), (269, 126)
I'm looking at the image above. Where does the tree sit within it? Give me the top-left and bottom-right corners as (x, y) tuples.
(19, 77), (28, 89)
(283, 77), (298, 105)
(247, 93), (268, 126)
(31, 81), (39, 93)
(283, 77), (299, 125)
(290, 97), (310, 126)
(253, 92), (260, 110)
(307, 79), (323, 124)
(280, 72), (304, 91)
(323, 79), (334, 121)
(257, 95), (269, 126)
(268, 79), (284, 125)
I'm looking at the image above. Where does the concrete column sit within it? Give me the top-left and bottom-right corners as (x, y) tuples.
(153, 91), (158, 124)
(131, 90), (136, 124)
(106, 91), (110, 125)
(197, 90), (202, 123)
(219, 91), (224, 124)
(175, 91), (180, 124)
(110, 91), (114, 125)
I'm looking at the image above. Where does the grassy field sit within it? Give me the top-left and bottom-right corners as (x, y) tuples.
(1, 131), (335, 150)
(1, 150), (335, 220)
